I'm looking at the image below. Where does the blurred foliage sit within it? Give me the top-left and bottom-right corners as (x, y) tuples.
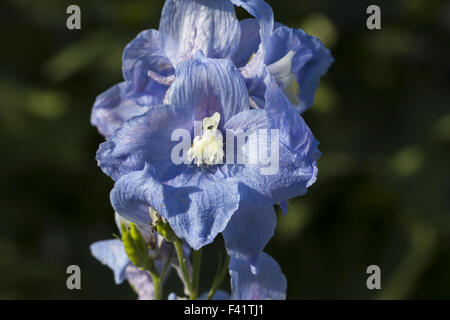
(0, 0), (449, 299)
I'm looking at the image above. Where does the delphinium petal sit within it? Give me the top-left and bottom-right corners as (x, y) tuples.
(90, 82), (150, 139)
(230, 0), (274, 50)
(90, 239), (130, 284)
(232, 19), (261, 68)
(122, 29), (173, 106)
(264, 26), (334, 113)
(224, 81), (320, 205)
(124, 265), (155, 300)
(159, 0), (240, 66)
(222, 203), (276, 269)
(229, 252), (287, 300)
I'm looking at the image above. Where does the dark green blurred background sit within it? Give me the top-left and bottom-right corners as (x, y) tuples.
(1, 0), (449, 299)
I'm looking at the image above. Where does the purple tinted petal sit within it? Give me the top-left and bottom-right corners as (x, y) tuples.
(124, 265), (155, 300)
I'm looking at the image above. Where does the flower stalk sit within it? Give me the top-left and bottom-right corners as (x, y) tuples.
(174, 238), (193, 296)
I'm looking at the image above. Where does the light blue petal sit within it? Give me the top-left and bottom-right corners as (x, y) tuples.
(231, 0), (274, 51)
(265, 26), (333, 113)
(90, 239), (129, 285)
(232, 19), (262, 67)
(90, 82), (149, 139)
(159, 0), (240, 66)
(265, 79), (321, 158)
(109, 166), (160, 226)
(169, 53), (249, 124)
(124, 265), (155, 300)
(224, 83), (320, 204)
(96, 104), (192, 181)
(223, 107), (268, 131)
(229, 253), (286, 300)
(223, 203), (276, 267)
(111, 166), (241, 250)
(122, 29), (173, 106)
(161, 173), (240, 250)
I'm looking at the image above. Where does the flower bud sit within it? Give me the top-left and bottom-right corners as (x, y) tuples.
(121, 223), (154, 270)
(149, 208), (177, 243)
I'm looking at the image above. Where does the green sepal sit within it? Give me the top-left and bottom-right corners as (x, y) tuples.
(149, 208), (177, 243)
(121, 223), (154, 270)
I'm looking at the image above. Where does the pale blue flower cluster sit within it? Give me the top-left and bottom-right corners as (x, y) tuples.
(91, 0), (332, 300)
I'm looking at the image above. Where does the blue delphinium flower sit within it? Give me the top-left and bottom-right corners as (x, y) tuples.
(96, 53), (319, 264)
(91, 0), (332, 300)
(91, 0), (332, 138)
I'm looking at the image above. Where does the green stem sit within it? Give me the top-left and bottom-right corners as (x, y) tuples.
(190, 249), (202, 300)
(174, 238), (192, 295)
(160, 246), (174, 281)
(147, 267), (162, 300)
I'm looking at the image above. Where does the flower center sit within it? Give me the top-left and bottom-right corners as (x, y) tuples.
(187, 112), (224, 166)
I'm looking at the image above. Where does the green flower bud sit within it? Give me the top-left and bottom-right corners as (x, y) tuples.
(121, 223), (154, 270)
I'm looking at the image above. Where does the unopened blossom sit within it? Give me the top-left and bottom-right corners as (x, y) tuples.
(90, 214), (189, 299)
